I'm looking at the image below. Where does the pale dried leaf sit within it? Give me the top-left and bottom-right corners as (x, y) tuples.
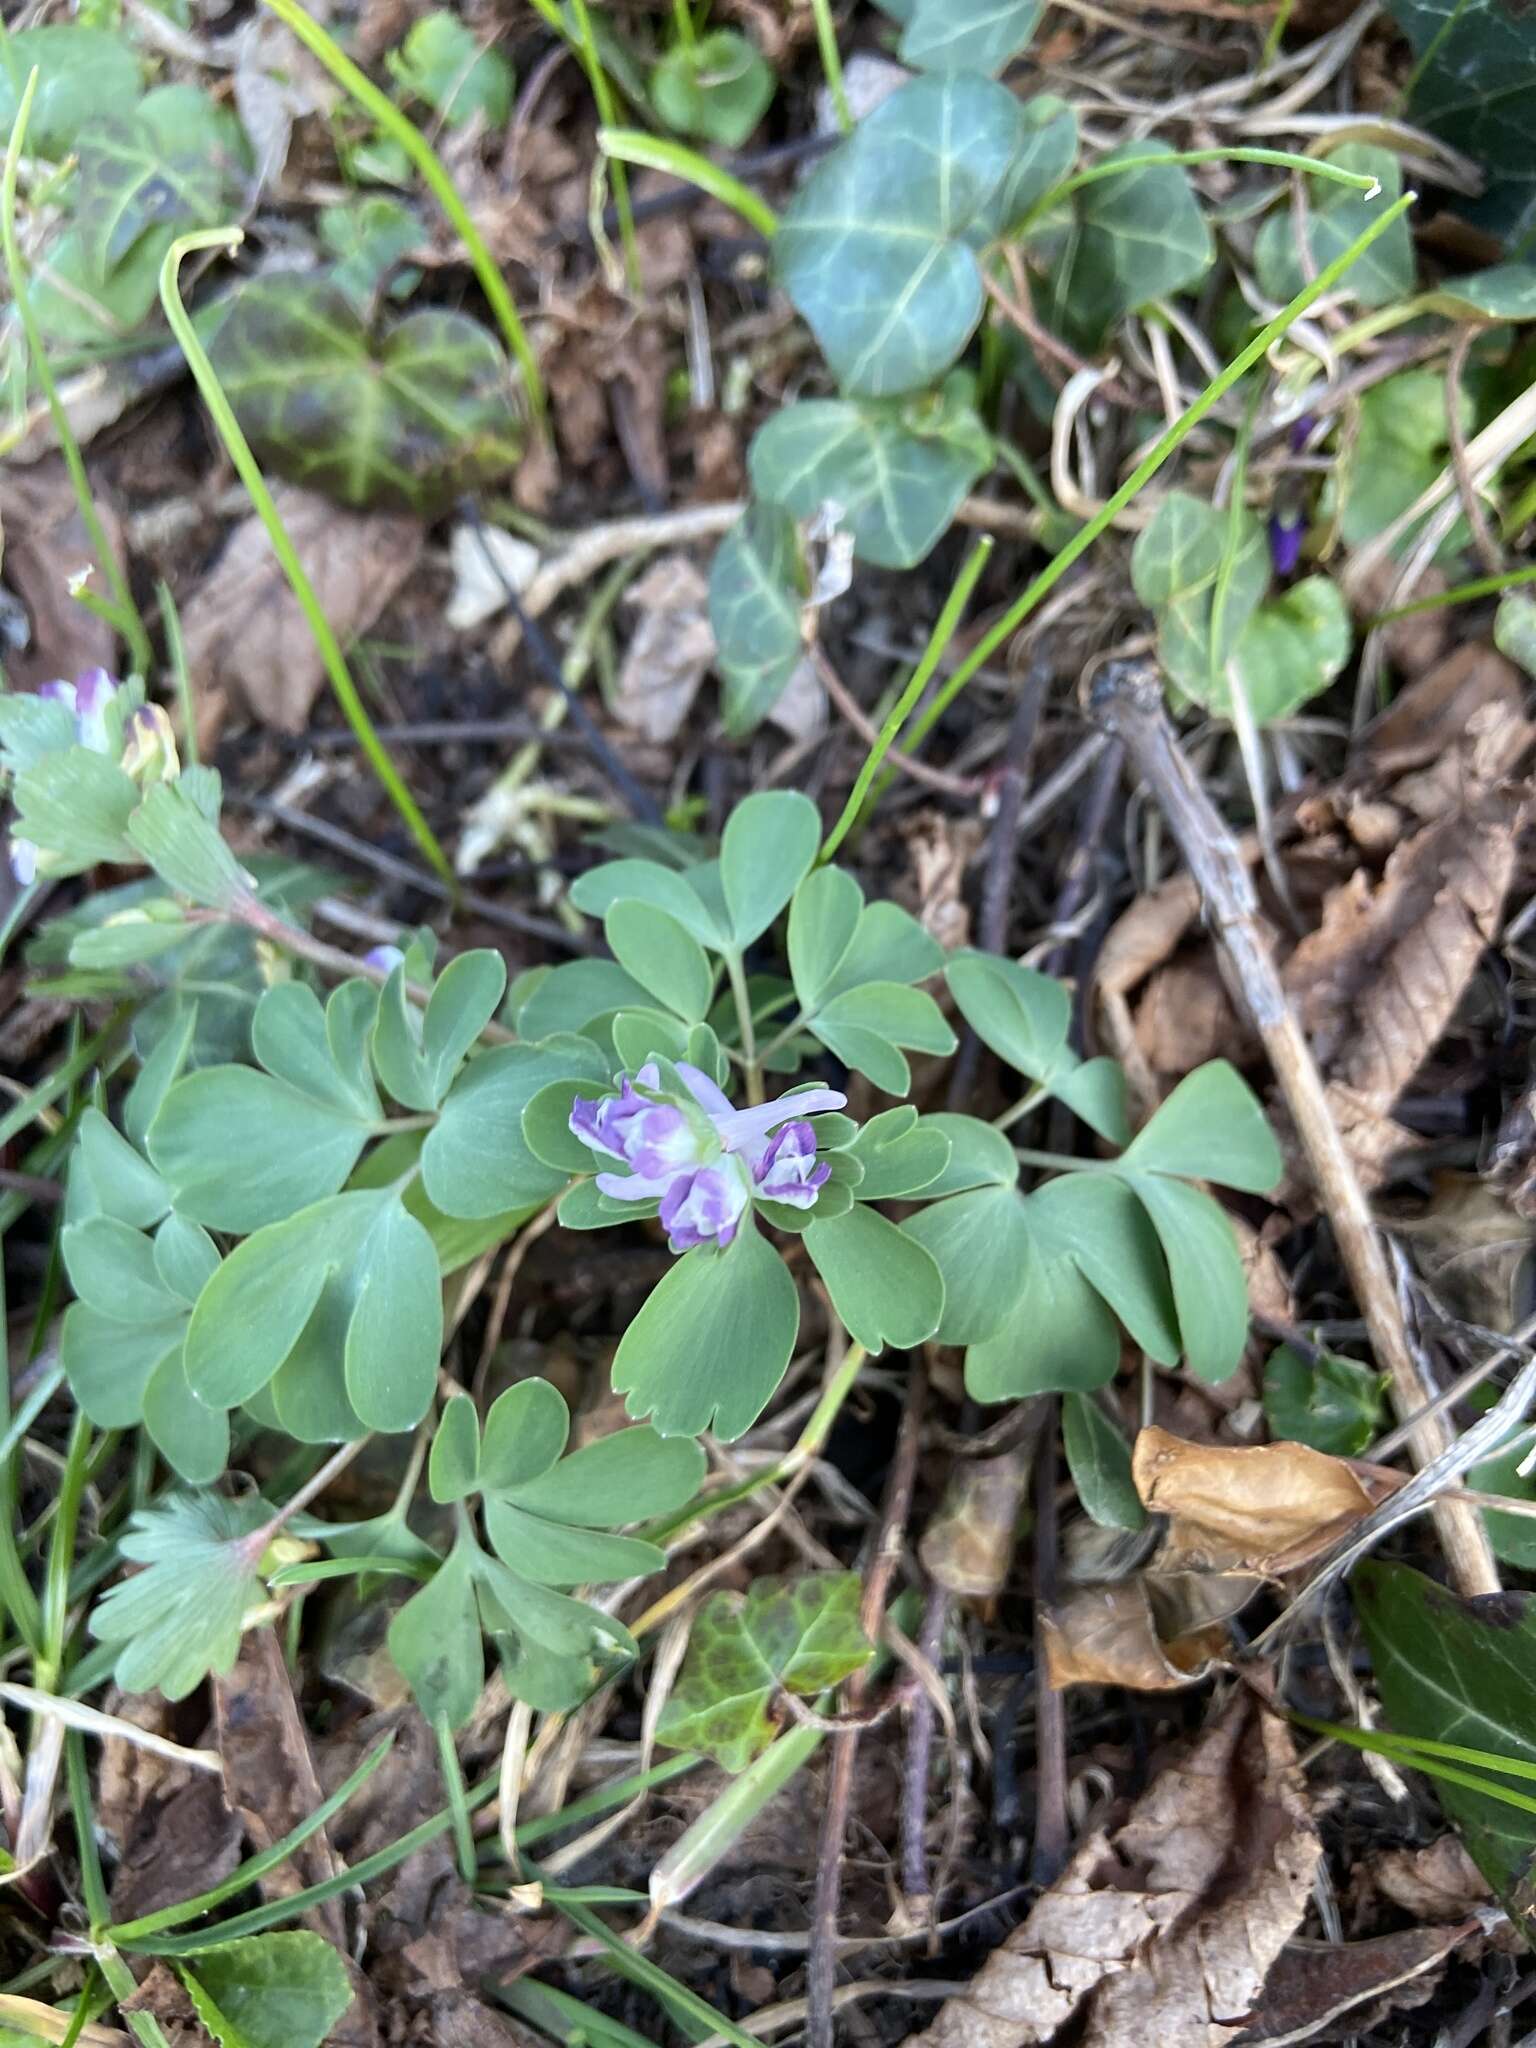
(0, 1997), (128, 2046)
(1133, 957), (1250, 1079)
(899, 1692), (1319, 2048)
(1359, 641), (1527, 788)
(614, 555), (714, 744)
(901, 811), (977, 952)
(1364, 1833), (1492, 1922)
(1392, 1173), (1535, 1335)
(446, 522), (540, 633)
(1042, 1579), (1229, 1692)
(181, 489), (422, 732)
(1132, 1426), (1397, 1576)
(768, 655), (827, 741)
(920, 1447), (1029, 1598)
(1, 455), (124, 689)
(231, 14), (323, 190)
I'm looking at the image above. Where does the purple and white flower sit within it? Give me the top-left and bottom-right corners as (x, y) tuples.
(41, 668), (118, 754)
(8, 836), (38, 886)
(569, 1061), (846, 1254)
(364, 943), (407, 975)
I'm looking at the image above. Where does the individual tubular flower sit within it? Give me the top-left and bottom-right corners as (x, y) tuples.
(41, 668), (118, 753)
(568, 1060), (846, 1254)
(1268, 509), (1304, 578)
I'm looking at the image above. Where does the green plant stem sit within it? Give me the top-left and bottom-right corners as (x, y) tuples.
(596, 128), (780, 240)
(809, 0), (851, 133)
(159, 230), (455, 887)
(259, 0), (545, 424)
(991, 1084), (1048, 1132)
(67, 1730), (111, 1933)
(821, 535), (993, 861)
(435, 1713), (478, 1883)
(92, 1943), (175, 2048)
(156, 580), (198, 766)
(0, 1016), (129, 1152)
(671, 0), (697, 49)
(932, 191), (1417, 717)
(785, 1340), (867, 1475)
(724, 949), (762, 1104)
(567, 0), (640, 289)
(1042, 146), (1379, 216)
(1011, 1146), (1097, 1175)
(1, 71), (152, 676)
(1372, 557), (1536, 623)
(37, 1409), (92, 1691)
(0, 1263), (43, 1656)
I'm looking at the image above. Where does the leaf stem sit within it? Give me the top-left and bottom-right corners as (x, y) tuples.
(249, 1435), (375, 1555)
(929, 191), (1418, 719)
(258, 0), (545, 424)
(1, 70), (152, 677)
(1011, 1146), (1098, 1174)
(598, 128), (780, 239)
(819, 536), (993, 863)
(1039, 146), (1380, 219)
(725, 949), (763, 1105)
(990, 1083), (1049, 1132)
(672, 0), (698, 50)
(567, 0), (641, 289)
(1371, 557), (1536, 624)
(159, 230), (456, 887)
(808, 0), (852, 134)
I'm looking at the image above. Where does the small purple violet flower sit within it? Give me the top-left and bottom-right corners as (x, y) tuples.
(569, 1062), (846, 1254)
(1268, 509), (1305, 579)
(364, 943), (407, 975)
(41, 668), (118, 753)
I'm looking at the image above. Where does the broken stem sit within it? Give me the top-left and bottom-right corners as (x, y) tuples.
(1090, 659), (1499, 1598)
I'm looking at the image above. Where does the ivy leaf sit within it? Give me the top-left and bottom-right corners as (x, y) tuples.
(1118, 1060), (1281, 1193)
(1254, 143), (1413, 309)
(895, 0), (1044, 74)
(74, 85), (248, 277)
(1334, 370), (1471, 560)
(1386, 0), (1536, 250)
(180, 1934), (352, 2048)
(748, 373), (993, 570)
(775, 73), (1028, 397)
(1356, 1561), (1536, 1905)
(209, 276), (524, 513)
(1034, 140), (1213, 351)
(90, 1494), (268, 1700)
(611, 1221), (799, 1440)
(804, 1205), (945, 1353)
(1130, 492), (1269, 709)
(1063, 1394), (1145, 1531)
(651, 28), (775, 149)
(708, 503), (806, 735)
(1229, 576), (1352, 723)
(656, 1573), (872, 1770)
(1263, 1344), (1385, 1457)
(1426, 263), (1536, 320)
(385, 11), (514, 128)
(0, 25), (143, 159)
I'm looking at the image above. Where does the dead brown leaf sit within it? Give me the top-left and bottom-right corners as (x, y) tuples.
(1236, 1923), (1479, 2044)
(899, 1691), (1320, 2048)
(0, 455), (124, 689)
(1393, 1172), (1536, 1333)
(1133, 956), (1252, 1081)
(1042, 1578), (1232, 1692)
(179, 488), (422, 732)
(1358, 641), (1528, 790)
(613, 556), (715, 744)
(920, 1446), (1030, 1599)
(1133, 1427), (1399, 1577)
(900, 811), (979, 952)
(1362, 1833), (1492, 1922)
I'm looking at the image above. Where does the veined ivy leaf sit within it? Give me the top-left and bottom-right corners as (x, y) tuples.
(1356, 1560), (1536, 1907)
(0, 25), (143, 159)
(320, 194), (425, 306)
(1426, 263), (1536, 320)
(995, 94), (1080, 229)
(1386, 0), (1536, 250)
(180, 1933), (352, 2048)
(1131, 491), (1269, 702)
(209, 276), (524, 513)
(804, 1204), (944, 1353)
(775, 73), (1028, 396)
(385, 10), (514, 128)
(1034, 140), (1214, 351)
(708, 502), (806, 735)
(90, 1493), (268, 1700)
(1334, 370), (1472, 560)
(1254, 143), (1413, 310)
(656, 1572), (873, 1771)
(75, 85), (249, 277)
(749, 373), (992, 570)
(651, 28), (775, 148)
(611, 1221), (798, 1439)
(1263, 1343), (1385, 1457)
(895, 0), (1044, 75)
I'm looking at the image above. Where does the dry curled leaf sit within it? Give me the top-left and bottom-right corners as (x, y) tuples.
(180, 487), (422, 733)
(445, 521), (539, 633)
(1132, 1426), (1398, 1577)
(920, 1446), (1030, 1599)
(900, 1691), (1319, 2048)
(614, 555), (715, 744)
(1042, 1577), (1233, 1692)
(1237, 1922), (1480, 2044)
(1362, 1833), (1492, 1923)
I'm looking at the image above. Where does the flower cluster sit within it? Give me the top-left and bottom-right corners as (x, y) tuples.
(7, 670), (180, 884)
(570, 1061), (845, 1253)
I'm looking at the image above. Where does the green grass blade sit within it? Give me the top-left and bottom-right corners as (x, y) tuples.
(1372, 558), (1536, 624)
(1293, 1711), (1536, 1785)
(928, 191), (1417, 728)
(598, 128), (779, 239)
(547, 1894), (764, 2048)
(259, 0), (545, 425)
(158, 229), (456, 887)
